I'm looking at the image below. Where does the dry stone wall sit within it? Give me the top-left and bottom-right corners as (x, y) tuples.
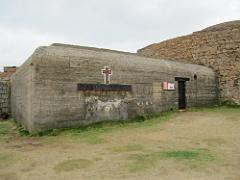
(139, 35), (193, 61)
(0, 81), (10, 119)
(138, 21), (240, 105)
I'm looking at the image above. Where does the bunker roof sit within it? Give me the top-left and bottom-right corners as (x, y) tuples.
(13, 43), (215, 79)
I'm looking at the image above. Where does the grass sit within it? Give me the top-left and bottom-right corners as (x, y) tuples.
(188, 105), (240, 113)
(34, 106), (239, 138)
(0, 106), (238, 144)
(0, 152), (18, 169)
(12, 111), (176, 144)
(54, 159), (93, 172)
(110, 144), (145, 153)
(160, 150), (215, 161)
(0, 121), (14, 135)
(189, 106), (240, 123)
(29, 111), (176, 135)
(126, 150), (216, 172)
(202, 137), (227, 146)
(0, 106), (238, 179)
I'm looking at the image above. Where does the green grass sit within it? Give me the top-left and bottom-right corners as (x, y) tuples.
(126, 150), (216, 172)
(54, 159), (93, 172)
(160, 150), (215, 161)
(0, 121), (14, 135)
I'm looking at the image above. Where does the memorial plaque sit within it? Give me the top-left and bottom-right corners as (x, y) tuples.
(78, 84), (132, 91)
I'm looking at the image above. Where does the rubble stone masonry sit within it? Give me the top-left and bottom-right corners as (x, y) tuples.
(0, 66), (17, 80)
(0, 67), (17, 118)
(138, 21), (240, 105)
(0, 81), (10, 117)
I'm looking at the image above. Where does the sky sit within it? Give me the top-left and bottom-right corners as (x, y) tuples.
(0, 0), (239, 71)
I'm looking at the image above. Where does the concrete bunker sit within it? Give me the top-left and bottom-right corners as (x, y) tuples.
(11, 43), (218, 132)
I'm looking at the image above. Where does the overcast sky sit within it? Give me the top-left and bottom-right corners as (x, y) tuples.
(0, 0), (239, 70)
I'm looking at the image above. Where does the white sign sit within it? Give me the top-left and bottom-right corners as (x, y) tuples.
(167, 82), (175, 90)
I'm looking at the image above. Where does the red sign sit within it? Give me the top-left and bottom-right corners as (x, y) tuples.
(163, 81), (168, 90)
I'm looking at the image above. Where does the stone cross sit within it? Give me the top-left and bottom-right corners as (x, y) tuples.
(101, 66), (112, 84)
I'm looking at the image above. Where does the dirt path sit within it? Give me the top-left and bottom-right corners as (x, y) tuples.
(0, 107), (240, 180)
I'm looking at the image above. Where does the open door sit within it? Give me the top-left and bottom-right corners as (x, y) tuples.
(175, 77), (189, 110)
(178, 81), (186, 109)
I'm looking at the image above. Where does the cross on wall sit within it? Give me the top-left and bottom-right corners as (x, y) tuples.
(101, 66), (112, 84)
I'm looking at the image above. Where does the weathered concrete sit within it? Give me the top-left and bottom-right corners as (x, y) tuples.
(11, 43), (218, 132)
(138, 20), (240, 105)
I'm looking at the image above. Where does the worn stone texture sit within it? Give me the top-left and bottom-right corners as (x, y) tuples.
(0, 67), (17, 118)
(0, 81), (10, 117)
(0, 66), (17, 81)
(138, 20), (240, 105)
(11, 43), (217, 132)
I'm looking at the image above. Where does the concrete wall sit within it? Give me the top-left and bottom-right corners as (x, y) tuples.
(11, 44), (218, 132)
(11, 56), (34, 130)
(138, 21), (240, 105)
(0, 81), (10, 118)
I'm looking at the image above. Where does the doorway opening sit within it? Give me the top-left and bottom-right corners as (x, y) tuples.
(175, 77), (190, 110)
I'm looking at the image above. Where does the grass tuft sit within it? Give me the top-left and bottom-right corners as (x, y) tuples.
(15, 123), (30, 136)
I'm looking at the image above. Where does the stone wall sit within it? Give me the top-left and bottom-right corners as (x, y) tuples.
(139, 35), (193, 61)
(138, 21), (240, 105)
(11, 44), (218, 132)
(0, 66), (17, 81)
(0, 81), (10, 118)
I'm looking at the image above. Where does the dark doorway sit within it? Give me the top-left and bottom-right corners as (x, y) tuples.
(178, 81), (186, 110)
(175, 77), (189, 110)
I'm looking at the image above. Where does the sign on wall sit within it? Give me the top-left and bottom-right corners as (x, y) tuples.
(168, 82), (175, 90)
(162, 81), (175, 90)
(163, 81), (168, 90)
